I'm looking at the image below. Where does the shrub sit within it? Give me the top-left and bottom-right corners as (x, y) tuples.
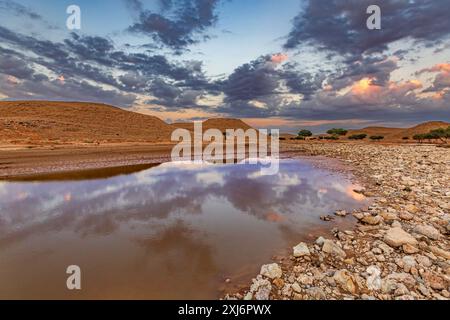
(327, 128), (348, 136)
(370, 135), (384, 141)
(348, 134), (367, 140)
(402, 137), (409, 140)
(295, 136), (305, 140)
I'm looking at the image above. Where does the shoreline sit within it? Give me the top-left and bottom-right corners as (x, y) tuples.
(226, 143), (450, 300)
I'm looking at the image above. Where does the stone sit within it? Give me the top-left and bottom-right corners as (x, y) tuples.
(394, 283), (410, 296)
(405, 204), (419, 213)
(293, 242), (310, 257)
(291, 282), (302, 293)
(386, 272), (416, 289)
(414, 225), (441, 240)
(380, 211), (398, 222)
(305, 287), (326, 300)
(402, 244), (420, 254)
(315, 236), (325, 246)
(402, 256), (416, 273)
(366, 265), (382, 291)
(322, 239), (347, 258)
(335, 210), (347, 217)
(250, 277), (272, 300)
(361, 215), (383, 225)
(333, 270), (357, 294)
(399, 212), (414, 221)
(416, 255), (432, 268)
(260, 263), (282, 279)
(422, 272), (446, 290)
(429, 246), (450, 260)
(272, 278), (285, 289)
(297, 274), (314, 286)
(384, 227), (418, 248)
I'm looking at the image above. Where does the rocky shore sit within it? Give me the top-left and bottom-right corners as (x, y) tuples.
(227, 143), (450, 300)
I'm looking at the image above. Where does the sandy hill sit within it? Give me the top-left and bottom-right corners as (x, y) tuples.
(346, 126), (404, 137)
(389, 121), (450, 140)
(344, 121), (450, 141)
(172, 118), (253, 132)
(0, 101), (174, 144)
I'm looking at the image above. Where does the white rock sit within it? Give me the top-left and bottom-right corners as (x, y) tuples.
(250, 277), (272, 300)
(366, 265), (382, 291)
(293, 242), (310, 257)
(315, 236), (325, 246)
(260, 263), (282, 279)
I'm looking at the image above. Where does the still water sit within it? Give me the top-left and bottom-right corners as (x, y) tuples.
(0, 159), (368, 299)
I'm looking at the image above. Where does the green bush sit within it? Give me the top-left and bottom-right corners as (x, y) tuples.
(348, 134), (367, 140)
(370, 135), (384, 141)
(327, 128), (348, 136)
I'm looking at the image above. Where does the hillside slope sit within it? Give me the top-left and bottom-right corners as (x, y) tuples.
(172, 118), (253, 132)
(345, 122), (450, 141)
(0, 101), (174, 144)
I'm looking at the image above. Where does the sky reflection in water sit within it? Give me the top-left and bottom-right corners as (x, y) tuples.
(0, 159), (367, 299)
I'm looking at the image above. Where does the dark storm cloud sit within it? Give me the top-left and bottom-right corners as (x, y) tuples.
(126, 0), (221, 52)
(284, 0), (450, 60)
(0, 25), (216, 107)
(0, 47), (35, 79)
(223, 55), (322, 102)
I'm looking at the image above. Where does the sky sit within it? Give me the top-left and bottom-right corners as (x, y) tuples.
(0, 0), (450, 133)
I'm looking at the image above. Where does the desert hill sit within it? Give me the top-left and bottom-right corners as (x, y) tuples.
(344, 121), (450, 141)
(172, 118), (253, 133)
(389, 121), (450, 140)
(0, 101), (175, 144)
(0, 101), (254, 146)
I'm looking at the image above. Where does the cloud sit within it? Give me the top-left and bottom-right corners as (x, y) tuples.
(0, 0), (43, 20)
(284, 0), (450, 60)
(271, 53), (288, 64)
(0, 26), (214, 108)
(126, 0), (222, 52)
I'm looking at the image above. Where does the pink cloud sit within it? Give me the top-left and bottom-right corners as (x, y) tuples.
(270, 53), (288, 64)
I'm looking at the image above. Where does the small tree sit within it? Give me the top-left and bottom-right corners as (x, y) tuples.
(327, 128), (348, 136)
(413, 134), (425, 143)
(370, 135), (384, 141)
(298, 129), (313, 138)
(429, 127), (450, 143)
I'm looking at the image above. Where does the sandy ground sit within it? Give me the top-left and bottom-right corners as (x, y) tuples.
(0, 143), (175, 179)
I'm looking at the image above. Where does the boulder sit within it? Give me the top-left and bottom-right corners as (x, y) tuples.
(384, 227), (418, 248)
